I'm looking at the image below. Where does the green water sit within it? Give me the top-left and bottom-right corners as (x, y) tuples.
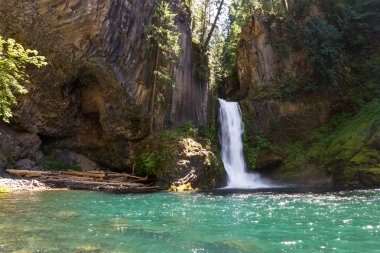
(0, 188), (379, 253)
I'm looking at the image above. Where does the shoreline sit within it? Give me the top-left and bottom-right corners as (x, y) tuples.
(0, 177), (49, 192)
(2, 172), (378, 194)
(0, 173), (160, 194)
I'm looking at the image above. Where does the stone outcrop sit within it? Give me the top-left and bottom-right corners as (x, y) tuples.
(134, 131), (225, 189)
(0, 0), (208, 170)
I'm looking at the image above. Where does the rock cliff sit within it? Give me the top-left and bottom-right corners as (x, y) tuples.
(0, 0), (209, 170)
(231, 4), (333, 143)
(223, 0), (380, 185)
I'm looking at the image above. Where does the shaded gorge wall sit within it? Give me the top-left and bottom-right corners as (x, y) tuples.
(0, 0), (209, 170)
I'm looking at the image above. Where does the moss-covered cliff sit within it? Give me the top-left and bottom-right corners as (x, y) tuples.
(222, 0), (380, 185)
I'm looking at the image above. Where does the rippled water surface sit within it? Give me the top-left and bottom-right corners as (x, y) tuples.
(0, 188), (379, 252)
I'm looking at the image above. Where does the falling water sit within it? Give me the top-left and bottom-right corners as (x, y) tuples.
(218, 98), (271, 188)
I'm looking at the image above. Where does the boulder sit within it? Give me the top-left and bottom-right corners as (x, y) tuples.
(134, 132), (226, 189)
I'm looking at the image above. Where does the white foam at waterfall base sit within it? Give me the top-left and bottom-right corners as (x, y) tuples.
(218, 98), (273, 188)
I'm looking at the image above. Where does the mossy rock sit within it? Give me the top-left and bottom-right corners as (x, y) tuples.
(134, 125), (225, 189)
(350, 148), (380, 165)
(269, 99), (380, 186)
(338, 167), (380, 186)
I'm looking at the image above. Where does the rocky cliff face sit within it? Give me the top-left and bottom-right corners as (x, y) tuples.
(0, 0), (208, 170)
(223, 1), (380, 185)
(230, 5), (333, 144)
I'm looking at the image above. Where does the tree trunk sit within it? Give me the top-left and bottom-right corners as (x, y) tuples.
(203, 0), (225, 51)
(282, 0), (289, 10)
(150, 50), (160, 134)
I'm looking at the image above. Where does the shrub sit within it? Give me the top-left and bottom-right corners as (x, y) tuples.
(304, 17), (342, 85)
(43, 161), (81, 171)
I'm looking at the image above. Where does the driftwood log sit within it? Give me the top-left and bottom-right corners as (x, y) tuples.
(5, 169), (154, 190)
(62, 171), (105, 180)
(6, 169), (52, 177)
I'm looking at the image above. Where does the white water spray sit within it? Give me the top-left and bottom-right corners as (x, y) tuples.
(218, 98), (272, 188)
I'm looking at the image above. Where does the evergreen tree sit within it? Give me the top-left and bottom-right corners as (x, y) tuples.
(304, 17), (342, 85)
(145, 0), (181, 133)
(0, 36), (47, 123)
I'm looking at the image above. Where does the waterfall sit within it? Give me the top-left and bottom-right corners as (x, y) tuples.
(218, 98), (271, 188)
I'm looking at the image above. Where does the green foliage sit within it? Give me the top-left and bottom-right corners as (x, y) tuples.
(41, 146), (82, 171)
(136, 153), (157, 175)
(145, 0), (181, 87)
(194, 44), (210, 81)
(308, 99), (380, 165)
(249, 0), (288, 16)
(279, 75), (302, 101)
(281, 141), (306, 167)
(277, 99), (380, 184)
(136, 147), (175, 176)
(183, 121), (198, 136)
(321, 0), (380, 53)
(190, 0), (210, 46)
(243, 134), (273, 169)
(136, 121), (220, 177)
(43, 161), (81, 171)
(303, 78), (318, 93)
(0, 36), (47, 122)
(341, 51), (380, 107)
(280, 113), (353, 168)
(199, 125), (217, 142)
(309, 113), (353, 142)
(291, 0), (312, 16)
(241, 101), (274, 169)
(191, 0), (228, 86)
(222, 1), (247, 78)
(283, 17), (303, 51)
(254, 135), (273, 150)
(220, 0), (258, 81)
(268, 118), (280, 133)
(159, 121), (198, 141)
(244, 144), (257, 169)
(154, 66), (176, 88)
(304, 17), (342, 85)
(274, 38), (289, 59)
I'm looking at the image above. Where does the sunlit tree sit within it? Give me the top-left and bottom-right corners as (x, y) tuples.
(0, 36), (47, 122)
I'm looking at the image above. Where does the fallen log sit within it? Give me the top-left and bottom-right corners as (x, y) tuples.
(106, 172), (148, 180)
(62, 171), (105, 179)
(86, 170), (106, 174)
(6, 169), (52, 177)
(6, 169), (154, 190)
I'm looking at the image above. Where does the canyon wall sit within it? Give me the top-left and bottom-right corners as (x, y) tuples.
(0, 0), (208, 170)
(230, 4), (333, 143)
(222, 1), (380, 185)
